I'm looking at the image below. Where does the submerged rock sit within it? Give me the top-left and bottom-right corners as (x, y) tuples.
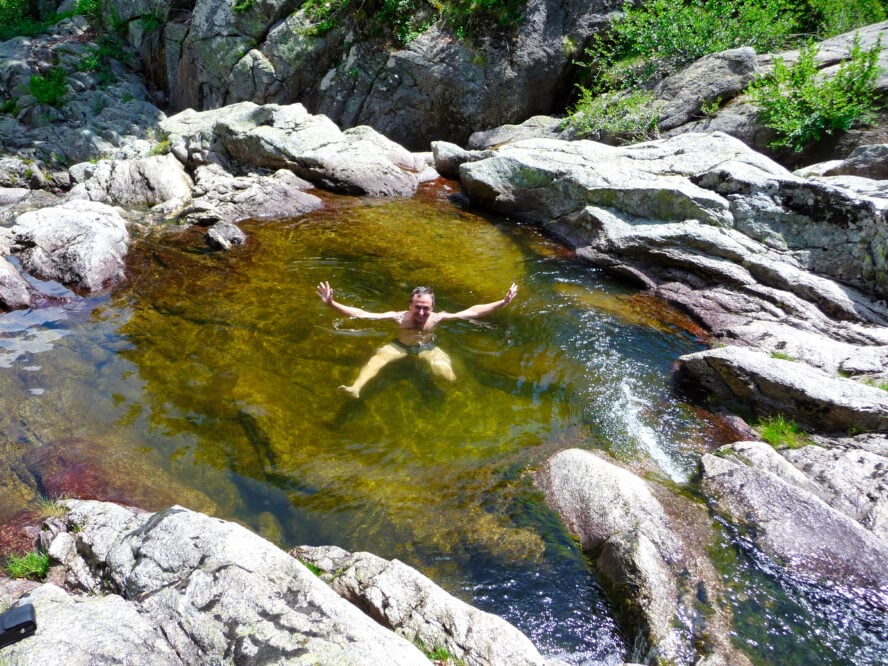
(22, 437), (218, 516)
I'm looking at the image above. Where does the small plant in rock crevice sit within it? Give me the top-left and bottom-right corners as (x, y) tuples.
(27, 66), (68, 107)
(757, 413), (808, 449)
(5, 550), (51, 580)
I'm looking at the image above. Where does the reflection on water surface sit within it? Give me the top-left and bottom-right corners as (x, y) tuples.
(0, 183), (883, 664)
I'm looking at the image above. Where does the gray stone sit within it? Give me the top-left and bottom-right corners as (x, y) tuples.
(782, 443), (888, 541)
(186, 163), (324, 225)
(161, 102), (419, 196)
(0, 255), (35, 311)
(0, 583), (181, 665)
(294, 545), (558, 666)
(67, 153), (193, 213)
(536, 449), (750, 666)
(431, 141), (495, 179)
(48, 500), (431, 664)
(205, 221), (247, 250)
(468, 116), (567, 150)
(12, 200), (130, 292)
(700, 451), (888, 608)
(654, 48), (758, 132)
(678, 345), (888, 432)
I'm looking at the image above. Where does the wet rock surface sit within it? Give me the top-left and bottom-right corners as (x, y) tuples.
(294, 545), (563, 666)
(536, 448), (750, 666)
(0, 500), (560, 665)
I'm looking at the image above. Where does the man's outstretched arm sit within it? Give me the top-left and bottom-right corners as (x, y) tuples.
(316, 281), (400, 320)
(440, 283), (518, 321)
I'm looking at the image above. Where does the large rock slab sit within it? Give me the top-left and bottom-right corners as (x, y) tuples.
(678, 345), (888, 432)
(1, 583), (180, 665)
(184, 163), (324, 226)
(40, 500), (430, 664)
(458, 131), (888, 303)
(67, 153), (193, 213)
(11, 200), (130, 292)
(161, 102), (420, 196)
(700, 449), (888, 609)
(782, 441), (888, 541)
(535, 448), (749, 665)
(294, 545), (559, 666)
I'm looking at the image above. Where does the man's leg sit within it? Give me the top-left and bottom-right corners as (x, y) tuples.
(419, 346), (456, 382)
(340, 343), (406, 398)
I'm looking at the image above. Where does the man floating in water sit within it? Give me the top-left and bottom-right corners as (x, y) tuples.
(316, 281), (518, 397)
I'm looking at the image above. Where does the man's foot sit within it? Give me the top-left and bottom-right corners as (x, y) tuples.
(338, 385), (360, 398)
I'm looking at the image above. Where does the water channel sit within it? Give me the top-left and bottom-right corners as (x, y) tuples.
(0, 181), (885, 663)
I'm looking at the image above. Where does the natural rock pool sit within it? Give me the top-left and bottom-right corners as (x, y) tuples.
(0, 182), (884, 664)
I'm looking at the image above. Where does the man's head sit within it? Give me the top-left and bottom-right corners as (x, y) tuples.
(409, 286), (435, 323)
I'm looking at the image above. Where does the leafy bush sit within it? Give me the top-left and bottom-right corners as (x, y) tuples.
(584, 0), (800, 92)
(5, 550), (50, 580)
(746, 35), (882, 152)
(565, 89), (660, 143)
(80, 35), (132, 85)
(302, 0), (524, 45)
(27, 66), (68, 107)
(801, 0), (885, 38)
(0, 0), (51, 40)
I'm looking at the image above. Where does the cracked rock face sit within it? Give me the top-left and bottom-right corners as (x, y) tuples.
(11, 200), (130, 293)
(293, 544), (559, 666)
(4, 500), (429, 665)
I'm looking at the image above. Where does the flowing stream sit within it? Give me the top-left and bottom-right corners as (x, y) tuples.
(0, 182), (884, 664)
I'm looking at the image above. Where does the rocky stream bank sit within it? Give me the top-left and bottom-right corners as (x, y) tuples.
(0, 5), (887, 665)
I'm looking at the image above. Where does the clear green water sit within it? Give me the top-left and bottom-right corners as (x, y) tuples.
(1, 183), (885, 664)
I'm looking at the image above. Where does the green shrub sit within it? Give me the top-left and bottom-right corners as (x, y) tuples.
(584, 0), (799, 92)
(0, 97), (18, 115)
(80, 36), (132, 85)
(746, 35), (882, 152)
(801, 0), (885, 38)
(5, 550), (50, 580)
(27, 66), (68, 106)
(565, 89), (660, 143)
(757, 414), (807, 448)
(0, 0), (51, 40)
(301, 0), (524, 45)
(76, 0), (102, 21)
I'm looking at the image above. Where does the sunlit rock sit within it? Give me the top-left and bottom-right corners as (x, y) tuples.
(678, 346), (888, 432)
(700, 448), (888, 609)
(12, 200), (129, 292)
(294, 545), (563, 666)
(10, 500), (432, 664)
(161, 102), (420, 196)
(3, 583), (180, 665)
(67, 153), (193, 213)
(782, 438), (888, 541)
(536, 448), (750, 665)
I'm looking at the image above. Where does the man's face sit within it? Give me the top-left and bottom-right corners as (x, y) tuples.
(410, 294), (434, 323)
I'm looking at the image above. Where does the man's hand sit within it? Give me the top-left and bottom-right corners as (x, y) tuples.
(317, 281), (334, 305)
(503, 283), (518, 304)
